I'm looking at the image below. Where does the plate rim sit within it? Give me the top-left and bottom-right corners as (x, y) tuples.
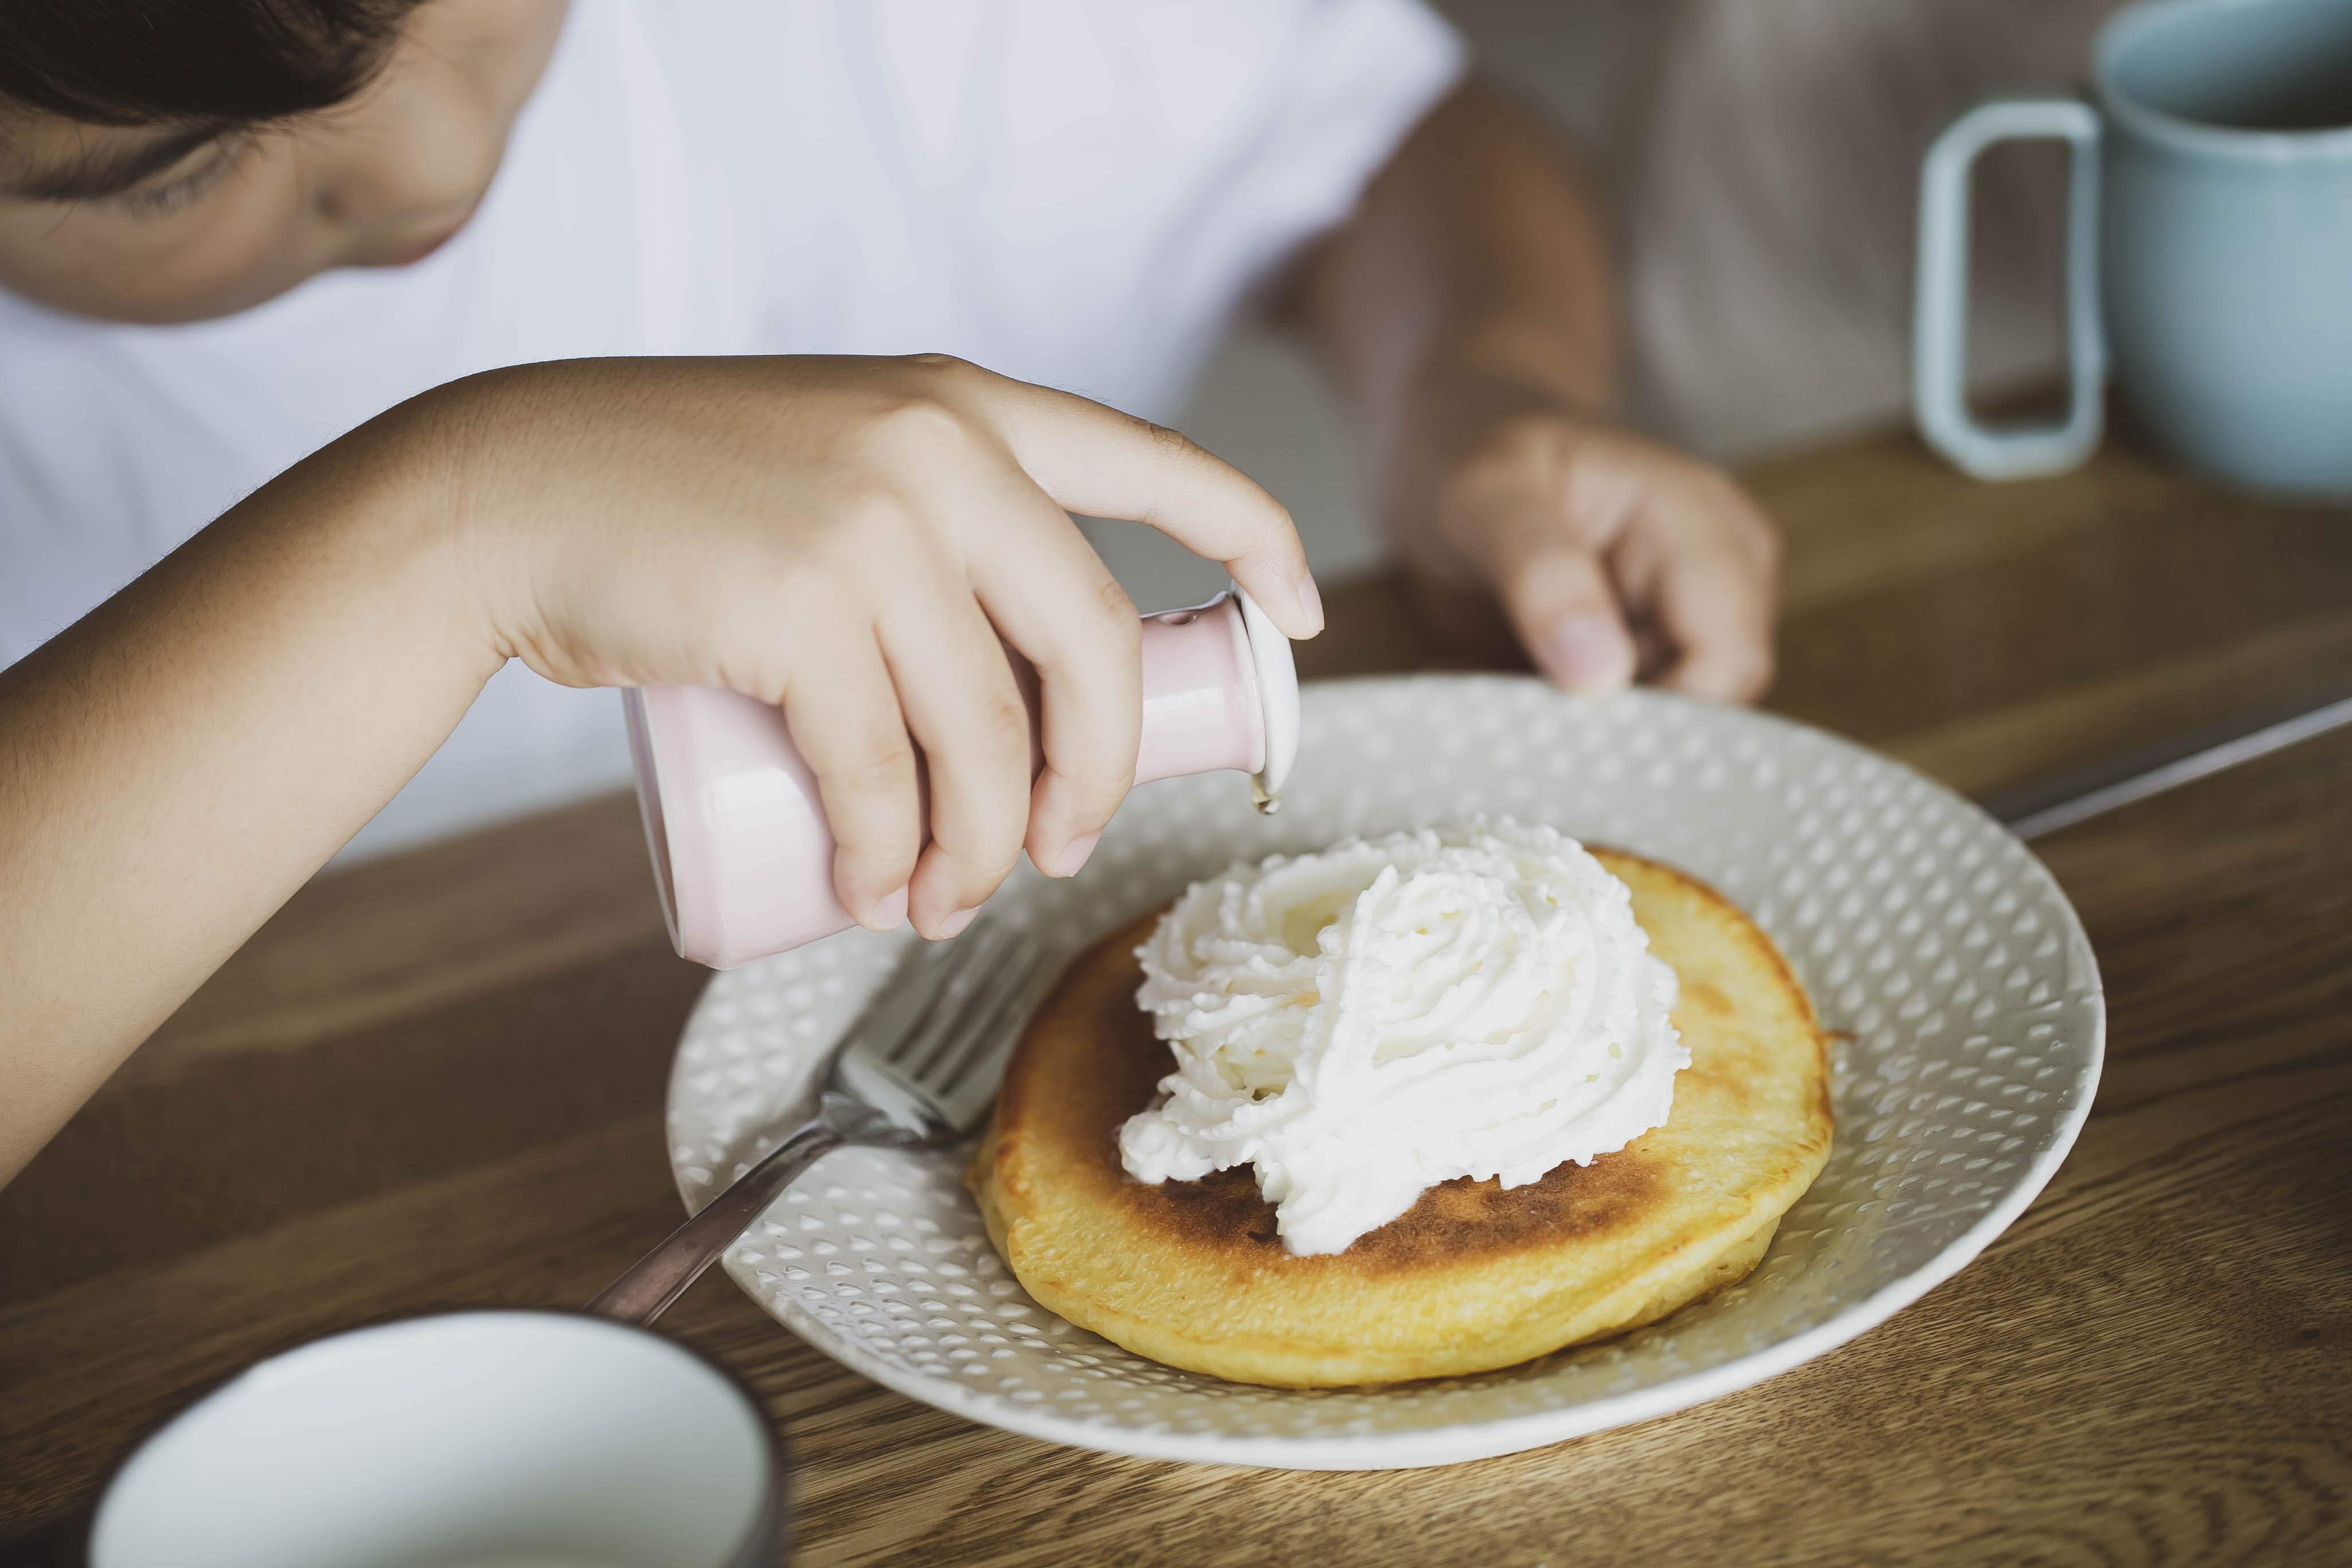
(668, 674), (2108, 1469)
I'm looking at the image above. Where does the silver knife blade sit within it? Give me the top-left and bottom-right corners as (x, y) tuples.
(1979, 675), (2352, 841)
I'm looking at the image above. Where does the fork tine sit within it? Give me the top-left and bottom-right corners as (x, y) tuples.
(918, 933), (1034, 1083)
(887, 922), (1018, 1079)
(836, 924), (1004, 1067)
(926, 936), (1052, 1112)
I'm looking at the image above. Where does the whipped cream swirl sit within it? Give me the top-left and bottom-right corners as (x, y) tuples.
(1118, 821), (1685, 1256)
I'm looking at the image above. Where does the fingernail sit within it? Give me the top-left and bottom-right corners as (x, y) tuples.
(1293, 572), (1324, 634)
(863, 885), (909, 930)
(1543, 614), (1633, 696)
(936, 906), (979, 940)
(1055, 832), (1100, 879)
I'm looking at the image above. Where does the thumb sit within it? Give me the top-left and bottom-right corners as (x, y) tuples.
(1500, 539), (1637, 696)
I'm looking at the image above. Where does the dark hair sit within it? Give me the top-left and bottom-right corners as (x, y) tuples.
(0, 0), (425, 127)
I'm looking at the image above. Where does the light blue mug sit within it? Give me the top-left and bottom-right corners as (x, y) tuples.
(1914, 0), (2352, 493)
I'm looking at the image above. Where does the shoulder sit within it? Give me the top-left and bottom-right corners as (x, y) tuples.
(623, 0), (1459, 128)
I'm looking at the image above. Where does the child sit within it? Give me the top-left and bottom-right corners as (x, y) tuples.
(0, 0), (1776, 1182)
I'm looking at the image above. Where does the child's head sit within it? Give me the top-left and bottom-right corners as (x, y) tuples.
(0, 0), (567, 324)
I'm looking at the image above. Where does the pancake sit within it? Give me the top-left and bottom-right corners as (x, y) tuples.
(965, 849), (1833, 1388)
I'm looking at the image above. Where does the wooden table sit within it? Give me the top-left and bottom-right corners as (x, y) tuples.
(6, 428), (2350, 1565)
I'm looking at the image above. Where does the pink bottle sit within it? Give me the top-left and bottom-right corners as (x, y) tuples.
(623, 589), (1299, 968)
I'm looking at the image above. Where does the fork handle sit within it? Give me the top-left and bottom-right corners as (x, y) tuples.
(586, 1117), (845, 1327)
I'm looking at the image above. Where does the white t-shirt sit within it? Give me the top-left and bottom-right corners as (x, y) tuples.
(0, 0), (1460, 860)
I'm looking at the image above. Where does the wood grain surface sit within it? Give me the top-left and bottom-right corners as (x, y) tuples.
(5, 429), (2350, 1566)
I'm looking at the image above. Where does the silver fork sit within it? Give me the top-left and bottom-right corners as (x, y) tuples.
(588, 922), (1048, 1327)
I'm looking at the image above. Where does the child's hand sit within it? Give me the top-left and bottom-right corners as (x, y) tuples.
(1390, 406), (1778, 703)
(414, 355), (1322, 939)
(1277, 85), (1777, 701)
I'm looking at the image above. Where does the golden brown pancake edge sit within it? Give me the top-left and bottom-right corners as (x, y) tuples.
(966, 849), (1834, 1389)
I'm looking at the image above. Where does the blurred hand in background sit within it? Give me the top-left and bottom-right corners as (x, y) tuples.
(1281, 85), (1779, 703)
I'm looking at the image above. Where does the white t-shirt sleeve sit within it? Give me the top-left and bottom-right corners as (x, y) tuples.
(1140, 0), (1470, 327)
(1047, 0), (1471, 413)
(740, 0), (1467, 418)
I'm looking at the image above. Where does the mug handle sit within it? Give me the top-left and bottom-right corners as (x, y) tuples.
(1912, 100), (2107, 480)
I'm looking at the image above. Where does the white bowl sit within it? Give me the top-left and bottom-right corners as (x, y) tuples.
(92, 1312), (786, 1567)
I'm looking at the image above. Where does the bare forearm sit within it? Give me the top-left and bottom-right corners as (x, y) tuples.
(0, 354), (1323, 1189)
(1284, 83), (1778, 703)
(0, 400), (500, 1181)
(1283, 82), (1619, 476)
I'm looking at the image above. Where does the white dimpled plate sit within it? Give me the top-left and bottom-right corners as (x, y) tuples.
(665, 677), (2104, 1470)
